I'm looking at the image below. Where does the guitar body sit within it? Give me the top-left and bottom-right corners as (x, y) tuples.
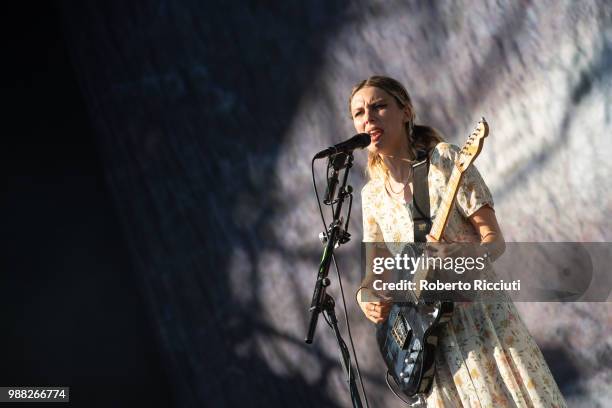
(376, 301), (453, 396)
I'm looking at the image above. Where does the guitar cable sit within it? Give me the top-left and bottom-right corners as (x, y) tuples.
(385, 372), (426, 407)
(311, 156), (371, 408)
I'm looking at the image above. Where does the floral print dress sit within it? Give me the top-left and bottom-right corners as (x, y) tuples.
(361, 143), (567, 407)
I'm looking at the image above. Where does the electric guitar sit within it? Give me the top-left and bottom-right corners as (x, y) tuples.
(376, 118), (490, 398)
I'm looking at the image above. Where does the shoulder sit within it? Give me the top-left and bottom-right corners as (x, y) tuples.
(428, 142), (460, 171)
(361, 178), (384, 201)
(430, 142), (460, 161)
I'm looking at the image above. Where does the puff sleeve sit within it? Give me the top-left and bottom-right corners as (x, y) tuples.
(430, 143), (494, 219)
(361, 184), (384, 242)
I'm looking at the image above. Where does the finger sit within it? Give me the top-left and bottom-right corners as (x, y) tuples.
(441, 234), (455, 244)
(372, 309), (389, 319)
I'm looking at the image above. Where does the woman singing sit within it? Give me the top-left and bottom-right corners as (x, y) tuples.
(352, 76), (566, 407)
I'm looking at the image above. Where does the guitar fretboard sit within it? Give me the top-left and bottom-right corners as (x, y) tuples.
(429, 164), (463, 241)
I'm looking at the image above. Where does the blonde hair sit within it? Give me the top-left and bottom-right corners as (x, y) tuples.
(348, 75), (444, 181)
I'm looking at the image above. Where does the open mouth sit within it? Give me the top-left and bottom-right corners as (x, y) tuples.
(369, 128), (383, 142)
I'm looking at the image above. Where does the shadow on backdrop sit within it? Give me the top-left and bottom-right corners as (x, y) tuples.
(58, 1), (355, 407)
(2, 2), (172, 407)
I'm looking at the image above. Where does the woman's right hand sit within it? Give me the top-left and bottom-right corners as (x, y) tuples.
(357, 289), (392, 324)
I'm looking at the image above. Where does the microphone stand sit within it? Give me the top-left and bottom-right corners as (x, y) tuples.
(306, 152), (363, 408)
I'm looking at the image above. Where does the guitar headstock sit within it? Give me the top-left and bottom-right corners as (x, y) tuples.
(457, 117), (489, 172)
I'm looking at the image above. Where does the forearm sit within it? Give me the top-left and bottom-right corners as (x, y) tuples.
(358, 241), (398, 301)
(358, 243), (384, 301)
(469, 205), (505, 262)
(479, 230), (505, 262)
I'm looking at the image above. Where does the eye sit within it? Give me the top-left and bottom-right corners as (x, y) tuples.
(375, 104), (387, 110)
(353, 111), (363, 117)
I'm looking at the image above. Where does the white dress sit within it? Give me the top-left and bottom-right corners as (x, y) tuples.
(361, 142), (567, 407)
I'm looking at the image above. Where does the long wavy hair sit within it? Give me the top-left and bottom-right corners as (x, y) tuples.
(348, 75), (444, 181)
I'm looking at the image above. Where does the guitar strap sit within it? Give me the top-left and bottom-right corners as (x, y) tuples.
(411, 149), (432, 243)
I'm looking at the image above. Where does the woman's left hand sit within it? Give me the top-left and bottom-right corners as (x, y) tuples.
(424, 234), (479, 259)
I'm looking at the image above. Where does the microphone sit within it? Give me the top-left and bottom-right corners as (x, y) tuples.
(313, 133), (371, 159)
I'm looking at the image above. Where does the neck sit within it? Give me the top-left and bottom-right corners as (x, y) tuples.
(381, 154), (413, 182)
(378, 129), (413, 182)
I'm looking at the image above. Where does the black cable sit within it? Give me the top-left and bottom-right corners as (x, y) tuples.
(312, 156), (328, 238)
(344, 192), (353, 235)
(332, 254), (370, 408)
(327, 155), (336, 213)
(385, 371), (426, 407)
(322, 308), (333, 329)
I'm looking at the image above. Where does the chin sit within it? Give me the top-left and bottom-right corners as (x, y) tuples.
(367, 142), (383, 154)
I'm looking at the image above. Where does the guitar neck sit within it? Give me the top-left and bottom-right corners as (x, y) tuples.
(428, 165), (463, 241)
(411, 164), (464, 300)
(411, 118), (488, 299)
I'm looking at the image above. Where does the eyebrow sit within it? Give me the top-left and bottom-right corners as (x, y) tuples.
(351, 98), (387, 112)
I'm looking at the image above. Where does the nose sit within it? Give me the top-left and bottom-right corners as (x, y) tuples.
(363, 108), (374, 125)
